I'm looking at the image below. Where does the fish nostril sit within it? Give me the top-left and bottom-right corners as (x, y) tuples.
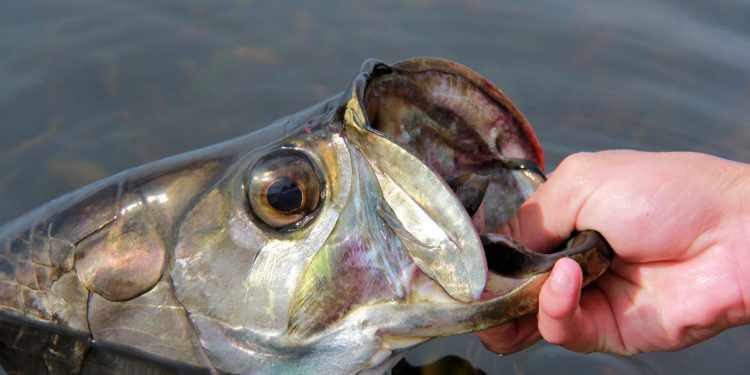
(371, 63), (393, 77)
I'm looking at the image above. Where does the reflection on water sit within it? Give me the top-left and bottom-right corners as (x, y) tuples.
(395, 346), (658, 375)
(393, 355), (486, 375)
(1, 0), (750, 373)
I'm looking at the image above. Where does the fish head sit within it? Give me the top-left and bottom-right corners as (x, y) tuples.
(0, 58), (610, 374)
(170, 58), (611, 373)
(167, 65), (486, 373)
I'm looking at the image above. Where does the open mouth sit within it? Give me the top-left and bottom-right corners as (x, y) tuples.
(360, 58), (612, 310)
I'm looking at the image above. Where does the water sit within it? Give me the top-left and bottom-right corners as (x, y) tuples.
(1, 0), (749, 373)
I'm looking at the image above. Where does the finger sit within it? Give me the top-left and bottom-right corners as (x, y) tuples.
(537, 257), (599, 352)
(515, 150), (727, 260)
(476, 314), (541, 355)
(513, 152), (602, 251)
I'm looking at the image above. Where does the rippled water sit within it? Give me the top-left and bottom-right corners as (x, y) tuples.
(1, 0), (749, 373)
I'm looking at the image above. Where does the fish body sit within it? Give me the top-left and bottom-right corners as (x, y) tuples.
(0, 58), (610, 374)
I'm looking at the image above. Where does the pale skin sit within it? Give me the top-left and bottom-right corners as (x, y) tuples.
(478, 150), (750, 355)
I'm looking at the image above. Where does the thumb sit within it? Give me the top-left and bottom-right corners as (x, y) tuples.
(537, 257), (599, 352)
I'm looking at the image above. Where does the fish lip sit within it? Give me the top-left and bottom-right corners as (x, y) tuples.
(478, 231), (613, 298)
(407, 230), (613, 302)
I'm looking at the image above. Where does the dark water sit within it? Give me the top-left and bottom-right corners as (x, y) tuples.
(1, 0), (749, 373)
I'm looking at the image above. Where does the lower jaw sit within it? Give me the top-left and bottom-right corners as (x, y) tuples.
(381, 271), (547, 338)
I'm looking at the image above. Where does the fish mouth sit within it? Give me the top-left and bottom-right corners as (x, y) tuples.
(351, 57), (613, 336)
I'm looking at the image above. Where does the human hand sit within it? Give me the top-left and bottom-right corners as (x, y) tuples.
(477, 150), (750, 355)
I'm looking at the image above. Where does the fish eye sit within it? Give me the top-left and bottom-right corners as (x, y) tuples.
(247, 151), (322, 229)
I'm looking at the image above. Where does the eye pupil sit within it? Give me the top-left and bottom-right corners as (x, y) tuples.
(267, 179), (303, 213)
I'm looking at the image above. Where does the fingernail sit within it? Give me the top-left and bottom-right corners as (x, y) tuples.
(550, 263), (574, 293)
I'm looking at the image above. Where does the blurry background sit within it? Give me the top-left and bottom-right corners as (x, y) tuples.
(1, 0), (749, 373)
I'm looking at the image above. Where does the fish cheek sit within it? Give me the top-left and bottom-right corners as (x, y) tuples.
(285, 146), (403, 337)
(286, 240), (396, 337)
(172, 188), (266, 326)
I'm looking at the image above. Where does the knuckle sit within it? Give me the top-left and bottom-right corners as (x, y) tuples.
(556, 152), (594, 176)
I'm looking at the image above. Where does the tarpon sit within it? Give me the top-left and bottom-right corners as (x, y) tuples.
(0, 58), (611, 374)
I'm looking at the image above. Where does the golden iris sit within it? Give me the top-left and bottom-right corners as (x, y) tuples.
(247, 152), (322, 229)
